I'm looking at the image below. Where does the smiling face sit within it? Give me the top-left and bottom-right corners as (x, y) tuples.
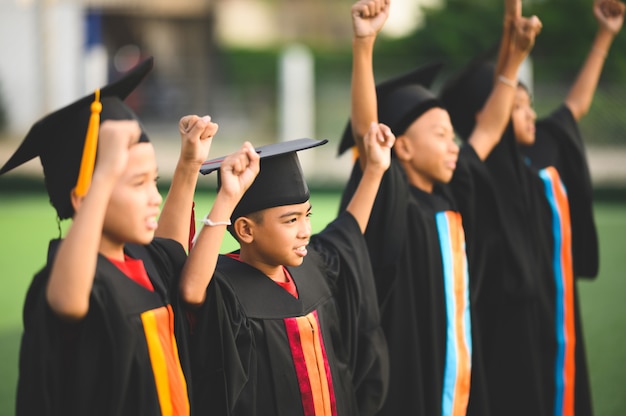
(237, 201), (312, 282)
(512, 85), (537, 146)
(396, 107), (459, 192)
(101, 142), (162, 256)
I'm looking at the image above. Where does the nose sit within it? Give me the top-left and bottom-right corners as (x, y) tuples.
(298, 217), (312, 240)
(450, 139), (460, 155)
(151, 185), (163, 206)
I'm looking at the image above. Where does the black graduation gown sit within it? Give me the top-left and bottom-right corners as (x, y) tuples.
(448, 144), (509, 416)
(16, 237), (191, 416)
(189, 212), (389, 416)
(523, 105), (598, 416)
(339, 158), (475, 416)
(480, 105), (598, 416)
(477, 125), (554, 416)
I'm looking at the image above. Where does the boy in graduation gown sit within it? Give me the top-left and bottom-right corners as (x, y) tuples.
(439, 1), (624, 414)
(1, 57), (219, 416)
(337, 1), (541, 415)
(179, 126), (393, 415)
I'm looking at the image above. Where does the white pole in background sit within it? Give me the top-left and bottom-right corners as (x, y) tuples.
(278, 43), (315, 143)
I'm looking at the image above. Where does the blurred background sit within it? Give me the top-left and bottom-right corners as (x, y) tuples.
(0, 0), (625, 414)
(1, 0), (626, 189)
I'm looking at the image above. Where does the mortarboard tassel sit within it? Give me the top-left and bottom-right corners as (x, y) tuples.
(351, 146), (359, 163)
(75, 88), (102, 196)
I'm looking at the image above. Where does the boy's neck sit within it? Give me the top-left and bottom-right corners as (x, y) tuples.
(237, 251), (289, 283)
(99, 239), (126, 262)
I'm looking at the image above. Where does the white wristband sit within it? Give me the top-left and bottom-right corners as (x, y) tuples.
(497, 75), (517, 88)
(200, 214), (231, 227)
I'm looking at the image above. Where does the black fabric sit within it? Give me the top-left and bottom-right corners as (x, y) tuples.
(229, 152), (310, 221)
(200, 138), (328, 221)
(189, 212), (388, 416)
(522, 105), (599, 278)
(16, 237), (189, 416)
(471, 125), (554, 416)
(338, 154), (494, 416)
(522, 105), (597, 415)
(337, 62), (444, 155)
(0, 57), (153, 219)
(472, 105), (597, 416)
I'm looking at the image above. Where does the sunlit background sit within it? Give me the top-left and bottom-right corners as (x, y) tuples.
(1, 0), (625, 414)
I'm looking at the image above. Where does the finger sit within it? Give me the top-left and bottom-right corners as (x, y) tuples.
(190, 115), (212, 138)
(242, 141), (260, 162)
(200, 118), (219, 140)
(179, 115), (199, 133)
(380, 124), (395, 146)
(529, 15), (542, 32)
(179, 115), (191, 132)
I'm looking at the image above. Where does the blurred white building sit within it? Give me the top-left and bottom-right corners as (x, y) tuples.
(0, 0), (438, 133)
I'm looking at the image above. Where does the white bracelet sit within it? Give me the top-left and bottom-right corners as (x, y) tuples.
(199, 214), (231, 227)
(498, 75), (518, 88)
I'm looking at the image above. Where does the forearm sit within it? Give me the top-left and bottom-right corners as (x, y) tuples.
(46, 176), (115, 320)
(468, 56), (520, 160)
(494, 18), (514, 81)
(351, 35), (378, 169)
(345, 167), (384, 233)
(179, 191), (240, 306)
(495, 0), (520, 80)
(565, 28), (615, 121)
(156, 160), (202, 251)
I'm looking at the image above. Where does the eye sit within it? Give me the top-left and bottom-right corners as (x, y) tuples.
(133, 178), (146, 187)
(306, 212), (313, 218)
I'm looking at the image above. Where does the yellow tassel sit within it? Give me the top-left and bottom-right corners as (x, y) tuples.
(75, 89), (102, 196)
(351, 146), (359, 163)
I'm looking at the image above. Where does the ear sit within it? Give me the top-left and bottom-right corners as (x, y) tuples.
(393, 134), (412, 161)
(233, 217), (255, 244)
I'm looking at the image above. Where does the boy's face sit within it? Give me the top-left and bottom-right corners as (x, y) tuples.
(512, 86), (536, 146)
(400, 107), (458, 189)
(102, 142), (162, 249)
(246, 201), (312, 270)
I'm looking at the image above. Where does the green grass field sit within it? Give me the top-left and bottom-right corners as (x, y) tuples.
(0, 192), (624, 415)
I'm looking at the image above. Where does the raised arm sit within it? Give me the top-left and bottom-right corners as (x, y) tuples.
(350, 0), (390, 171)
(156, 115), (217, 251)
(494, 0), (522, 81)
(468, 11), (542, 160)
(346, 122), (394, 233)
(565, 0), (624, 121)
(46, 120), (141, 320)
(179, 142), (260, 307)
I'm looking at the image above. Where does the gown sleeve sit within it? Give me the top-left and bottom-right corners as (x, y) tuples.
(338, 158), (409, 305)
(449, 143), (504, 303)
(310, 211), (390, 416)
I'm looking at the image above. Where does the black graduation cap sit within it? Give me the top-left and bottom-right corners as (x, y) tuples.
(0, 57), (154, 220)
(337, 61), (444, 156)
(439, 46), (498, 141)
(201, 138), (328, 221)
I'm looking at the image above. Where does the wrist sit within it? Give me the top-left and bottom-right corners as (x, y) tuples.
(198, 214), (231, 227)
(353, 35), (377, 47)
(362, 163), (386, 179)
(174, 159), (203, 178)
(497, 74), (518, 88)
